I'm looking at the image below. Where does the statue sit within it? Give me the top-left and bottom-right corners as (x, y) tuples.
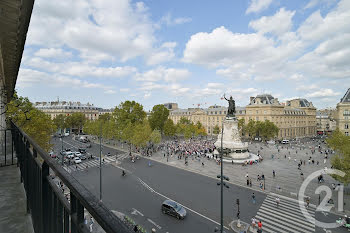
(224, 94), (235, 117)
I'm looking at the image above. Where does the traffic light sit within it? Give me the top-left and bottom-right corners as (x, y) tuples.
(237, 211), (240, 218)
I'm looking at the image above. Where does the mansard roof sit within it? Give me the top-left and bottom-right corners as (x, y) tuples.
(340, 88), (350, 103)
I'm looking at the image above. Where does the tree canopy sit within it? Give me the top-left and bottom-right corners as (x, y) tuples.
(164, 119), (176, 136)
(327, 129), (350, 184)
(148, 104), (169, 133)
(66, 112), (86, 133)
(6, 93), (56, 152)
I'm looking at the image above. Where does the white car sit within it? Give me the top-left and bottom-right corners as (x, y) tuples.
(74, 157), (82, 164)
(66, 152), (74, 159)
(74, 152), (82, 157)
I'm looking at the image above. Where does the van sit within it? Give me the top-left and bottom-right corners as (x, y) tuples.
(282, 139), (289, 144)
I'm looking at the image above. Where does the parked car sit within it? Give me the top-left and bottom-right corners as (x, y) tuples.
(161, 200), (186, 219)
(73, 157), (82, 164)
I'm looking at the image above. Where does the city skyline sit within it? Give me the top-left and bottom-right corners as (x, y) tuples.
(17, 0), (350, 110)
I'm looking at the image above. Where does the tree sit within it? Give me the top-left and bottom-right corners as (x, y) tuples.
(150, 130), (162, 144)
(66, 112), (86, 133)
(148, 105), (169, 133)
(195, 121), (207, 136)
(164, 119), (176, 136)
(53, 114), (67, 134)
(213, 125), (220, 135)
(179, 117), (191, 125)
(238, 118), (245, 136)
(246, 120), (257, 140)
(113, 100), (146, 126)
(6, 93), (56, 152)
(327, 129), (350, 184)
(130, 121), (152, 148)
(260, 120), (279, 141)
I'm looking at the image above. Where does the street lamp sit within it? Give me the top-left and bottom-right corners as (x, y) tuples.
(99, 120), (102, 202)
(60, 135), (64, 165)
(215, 121), (229, 233)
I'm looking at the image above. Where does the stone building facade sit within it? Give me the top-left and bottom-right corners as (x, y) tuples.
(316, 109), (336, 135)
(168, 94), (317, 139)
(335, 88), (350, 136)
(34, 101), (102, 120)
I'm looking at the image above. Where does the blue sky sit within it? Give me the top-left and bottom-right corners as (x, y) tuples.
(17, 0), (350, 110)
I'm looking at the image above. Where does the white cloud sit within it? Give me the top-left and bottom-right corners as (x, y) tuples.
(26, 0), (175, 64)
(119, 88), (130, 92)
(304, 0), (337, 9)
(159, 13), (192, 26)
(296, 84), (319, 91)
(183, 0), (350, 84)
(305, 88), (340, 98)
(246, 0), (273, 14)
(135, 67), (190, 82)
(35, 48), (72, 59)
(24, 57), (137, 78)
(249, 8), (295, 36)
(17, 68), (115, 93)
(146, 42), (177, 65)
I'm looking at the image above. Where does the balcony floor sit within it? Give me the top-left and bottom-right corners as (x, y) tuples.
(0, 165), (34, 233)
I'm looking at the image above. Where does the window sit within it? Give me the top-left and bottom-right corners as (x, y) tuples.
(264, 110), (267, 114)
(215, 111), (217, 114)
(219, 111), (222, 114)
(256, 110), (259, 114)
(345, 132), (349, 136)
(345, 124), (349, 129)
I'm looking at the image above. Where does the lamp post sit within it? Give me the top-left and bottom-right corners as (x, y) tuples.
(216, 121), (229, 233)
(99, 121), (102, 202)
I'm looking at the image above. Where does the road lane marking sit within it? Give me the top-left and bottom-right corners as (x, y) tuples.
(137, 178), (230, 230)
(131, 208), (144, 217)
(147, 218), (162, 229)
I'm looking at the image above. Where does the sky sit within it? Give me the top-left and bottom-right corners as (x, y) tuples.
(17, 0), (350, 110)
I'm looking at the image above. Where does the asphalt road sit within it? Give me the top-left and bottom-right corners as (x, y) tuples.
(50, 136), (349, 233)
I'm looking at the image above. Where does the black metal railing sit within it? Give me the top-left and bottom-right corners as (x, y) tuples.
(0, 129), (15, 166)
(11, 122), (132, 233)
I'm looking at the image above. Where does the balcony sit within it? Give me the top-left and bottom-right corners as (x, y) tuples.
(0, 123), (132, 233)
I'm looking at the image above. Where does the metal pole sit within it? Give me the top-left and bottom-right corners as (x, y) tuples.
(220, 121), (224, 233)
(99, 121), (102, 201)
(61, 137), (64, 165)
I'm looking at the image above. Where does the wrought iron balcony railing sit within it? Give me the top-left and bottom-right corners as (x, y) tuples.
(11, 122), (132, 233)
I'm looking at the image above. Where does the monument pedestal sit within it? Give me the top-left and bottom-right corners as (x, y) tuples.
(214, 117), (250, 160)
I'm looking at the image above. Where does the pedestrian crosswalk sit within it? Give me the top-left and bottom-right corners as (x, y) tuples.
(64, 156), (117, 173)
(254, 194), (315, 233)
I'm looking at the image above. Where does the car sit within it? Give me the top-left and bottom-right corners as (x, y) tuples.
(60, 151), (66, 155)
(50, 154), (57, 158)
(66, 152), (75, 159)
(74, 152), (82, 157)
(65, 148), (71, 152)
(86, 143), (92, 148)
(161, 200), (186, 219)
(80, 155), (87, 160)
(73, 157), (82, 164)
(78, 148), (87, 154)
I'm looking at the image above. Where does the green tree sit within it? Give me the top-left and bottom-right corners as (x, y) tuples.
(213, 125), (220, 135)
(53, 114), (67, 134)
(164, 119), (176, 136)
(6, 93), (56, 152)
(148, 105), (169, 133)
(260, 120), (279, 141)
(179, 117), (191, 125)
(113, 100), (146, 126)
(66, 112), (86, 133)
(327, 129), (350, 184)
(131, 121), (152, 148)
(150, 129), (162, 144)
(194, 121), (207, 136)
(246, 120), (257, 140)
(238, 118), (246, 136)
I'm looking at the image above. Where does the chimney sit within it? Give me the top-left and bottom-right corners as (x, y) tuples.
(250, 97), (254, 103)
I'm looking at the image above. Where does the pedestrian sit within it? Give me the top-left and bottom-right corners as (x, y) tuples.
(252, 193), (256, 204)
(251, 217), (256, 229)
(151, 228), (156, 233)
(89, 223), (93, 232)
(258, 220), (262, 230)
(202, 162), (204, 166)
(273, 170), (275, 178)
(133, 225), (138, 232)
(249, 178), (252, 187)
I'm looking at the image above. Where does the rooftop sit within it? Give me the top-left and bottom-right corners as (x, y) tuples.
(340, 88), (350, 103)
